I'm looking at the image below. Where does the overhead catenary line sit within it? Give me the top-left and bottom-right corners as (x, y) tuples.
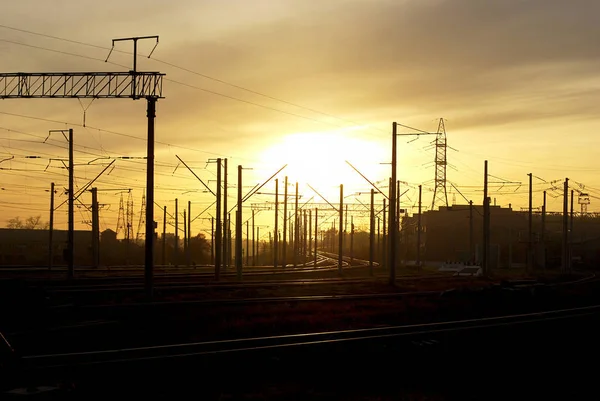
(0, 23), (391, 137)
(175, 155), (215, 197)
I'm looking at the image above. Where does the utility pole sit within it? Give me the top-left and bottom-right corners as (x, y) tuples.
(188, 200), (191, 267)
(236, 165), (243, 279)
(389, 123), (438, 283)
(223, 158), (228, 270)
(91, 187), (99, 269)
(162, 206), (167, 266)
(308, 209), (312, 263)
(338, 184), (344, 274)
(541, 191), (546, 271)
(417, 185), (422, 268)
(68, 128), (74, 279)
(294, 182), (299, 268)
(314, 208), (318, 267)
(211, 217), (214, 265)
(562, 178), (569, 273)
(377, 218), (381, 264)
(350, 216), (354, 266)
(0, 51), (164, 298)
(303, 209), (308, 264)
(396, 180), (401, 266)
(290, 213), (294, 253)
(274, 178), (278, 269)
(48, 182), (55, 270)
(345, 204), (349, 251)
(257, 226), (260, 265)
(215, 158), (222, 280)
(390, 123), (397, 285)
(369, 189), (375, 275)
(252, 210), (256, 266)
(483, 160), (489, 275)
(283, 176), (288, 268)
(183, 209), (188, 267)
(145, 96), (156, 299)
(228, 213), (232, 269)
(469, 200), (474, 263)
(570, 189), (574, 272)
(383, 198), (387, 272)
(528, 173), (533, 273)
(174, 198), (179, 267)
(246, 219), (250, 266)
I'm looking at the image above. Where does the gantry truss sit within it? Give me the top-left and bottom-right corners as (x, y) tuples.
(0, 66), (163, 299)
(0, 72), (164, 99)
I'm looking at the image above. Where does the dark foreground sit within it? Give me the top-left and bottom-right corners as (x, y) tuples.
(2, 271), (600, 399)
(4, 309), (599, 400)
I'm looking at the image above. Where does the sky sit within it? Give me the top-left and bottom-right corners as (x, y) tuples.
(1, 0), (600, 239)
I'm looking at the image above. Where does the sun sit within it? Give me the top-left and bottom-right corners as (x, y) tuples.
(259, 126), (388, 201)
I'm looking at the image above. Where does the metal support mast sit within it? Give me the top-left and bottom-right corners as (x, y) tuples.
(215, 159), (222, 280)
(236, 165), (243, 279)
(417, 185), (422, 268)
(369, 189), (375, 275)
(136, 194), (146, 241)
(338, 184), (344, 274)
(1, 35), (164, 298)
(68, 128), (74, 278)
(431, 118), (448, 210)
(274, 178), (278, 269)
(283, 176), (288, 268)
(314, 208), (318, 267)
(223, 159), (228, 269)
(91, 187), (100, 268)
(48, 182), (55, 270)
(389, 122), (437, 284)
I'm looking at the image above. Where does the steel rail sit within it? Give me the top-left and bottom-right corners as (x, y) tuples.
(22, 303), (600, 369)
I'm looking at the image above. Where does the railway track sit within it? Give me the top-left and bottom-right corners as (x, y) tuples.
(44, 276), (386, 293)
(17, 303), (600, 370)
(5, 252), (388, 291)
(43, 271), (455, 293)
(5, 303), (598, 399)
(0, 251), (376, 280)
(4, 273), (600, 398)
(48, 288), (444, 311)
(29, 272), (598, 329)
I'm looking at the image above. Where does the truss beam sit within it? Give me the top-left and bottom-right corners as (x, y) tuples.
(0, 72), (164, 99)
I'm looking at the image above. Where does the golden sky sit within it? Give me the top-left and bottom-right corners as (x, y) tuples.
(1, 0), (599, 238)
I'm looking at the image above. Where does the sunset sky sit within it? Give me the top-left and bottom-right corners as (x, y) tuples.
(1, 0), (599, 239)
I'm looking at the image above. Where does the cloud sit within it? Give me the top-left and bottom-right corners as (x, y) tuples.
(155, 0), (600, 130)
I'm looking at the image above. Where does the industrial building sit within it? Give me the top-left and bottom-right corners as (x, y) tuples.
(401, 205), (600, 270)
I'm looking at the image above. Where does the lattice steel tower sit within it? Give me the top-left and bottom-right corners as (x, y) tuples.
(116, 194), (126, 239)
(126, 190), (134, 241)
(136, 194), (146, 241)
(431, 118), (448, 210)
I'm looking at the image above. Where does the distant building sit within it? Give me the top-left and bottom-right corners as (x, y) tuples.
(401, 205), (600, 269)
(0, 228), (92, 266)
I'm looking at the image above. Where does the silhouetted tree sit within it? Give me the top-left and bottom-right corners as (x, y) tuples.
(6, 215), (49, 229)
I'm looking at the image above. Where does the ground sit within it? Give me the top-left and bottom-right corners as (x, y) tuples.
(1, 266), (598, 399)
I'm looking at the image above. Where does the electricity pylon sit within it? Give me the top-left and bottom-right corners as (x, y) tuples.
(431, 118), (448, 210)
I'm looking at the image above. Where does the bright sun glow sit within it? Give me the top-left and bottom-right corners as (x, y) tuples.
(259, 126), (388, 201)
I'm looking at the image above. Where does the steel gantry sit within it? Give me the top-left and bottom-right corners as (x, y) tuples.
(0, 36), (164, 299)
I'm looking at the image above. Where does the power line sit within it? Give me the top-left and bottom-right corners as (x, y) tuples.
(0, 38), (129, 69)
(0, 23), (389, 135)
(165, 78), (347, 128)
(0, 27), (441, 166)
(1, 36), (353, 133)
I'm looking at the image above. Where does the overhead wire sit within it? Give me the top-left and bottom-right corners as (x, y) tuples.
(0, 23), (391, 136)
(3, 25), (598, 217)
